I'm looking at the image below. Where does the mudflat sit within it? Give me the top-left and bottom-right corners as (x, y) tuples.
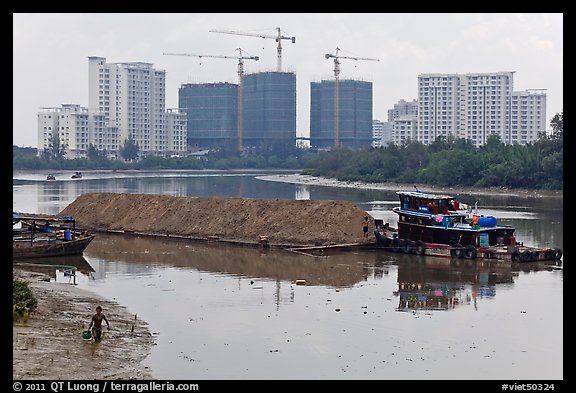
(13, 268), (155, 380)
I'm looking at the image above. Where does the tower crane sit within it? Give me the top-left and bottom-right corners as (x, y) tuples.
(163, 48), (259, 152)
(325, 48), (379, 148)
(209, 27), (295, 72)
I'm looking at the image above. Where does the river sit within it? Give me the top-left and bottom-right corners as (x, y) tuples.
(12, 170), (563, 380)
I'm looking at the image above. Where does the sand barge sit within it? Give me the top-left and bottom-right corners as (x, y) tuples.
(59, 193), (374, 247)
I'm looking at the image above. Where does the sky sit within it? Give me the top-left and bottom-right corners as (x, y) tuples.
(13, 13), (563, 148)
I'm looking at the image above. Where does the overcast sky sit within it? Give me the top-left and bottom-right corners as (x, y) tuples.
(13, 13), (563, 148)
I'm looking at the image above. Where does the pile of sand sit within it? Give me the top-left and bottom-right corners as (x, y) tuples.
(59, 193), (373, 246)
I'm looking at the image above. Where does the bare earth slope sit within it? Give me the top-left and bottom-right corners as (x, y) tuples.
(60, 193), (373, 246)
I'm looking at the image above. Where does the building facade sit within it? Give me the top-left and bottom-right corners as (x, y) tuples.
(37, 104), (120, 158)
(372, 120), (393, 147)
(178, 82), (238, 150)
(310, 79), (373, 149)
(165, 108), (188, 155)
(388, 99), (418, 123)
(414, 72), (545, 147)
(88, 56), (168, 155)
(509, 90), (547, 145)
(242, 71), (297, 148)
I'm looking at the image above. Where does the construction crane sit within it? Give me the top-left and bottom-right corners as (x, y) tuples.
(325, 48), (379, 148)
(209, 27), (295, 72)
(163, 48), (259, 152)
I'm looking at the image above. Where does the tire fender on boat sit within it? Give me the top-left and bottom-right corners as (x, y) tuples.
(464, 245), (477, 259)
(414, 240), (426, 255)
(521, 250), (532, 262)
(392, 237), (402, 253)
(553, 248), (562, 260)
(511, 251), (522, 262)
(450, 243), (464, 258)
(403, 240), (414, 254)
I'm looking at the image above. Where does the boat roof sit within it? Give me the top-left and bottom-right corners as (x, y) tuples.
(13, 212), (76, 223)
(396, 191), (455, 200)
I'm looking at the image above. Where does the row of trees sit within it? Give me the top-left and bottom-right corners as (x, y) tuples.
(305, 113), (563, 190)
(14, 113), (563, 190)
(13, 138), (314, 171)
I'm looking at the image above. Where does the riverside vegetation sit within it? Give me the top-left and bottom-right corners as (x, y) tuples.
(14, 113), (562, 191)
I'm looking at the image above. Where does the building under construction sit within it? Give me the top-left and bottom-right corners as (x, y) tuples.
(243, 71), (296, 149)
(178, 72), (296, 151)
(310, 79), (373, 149)
(178, 82), (238, 150)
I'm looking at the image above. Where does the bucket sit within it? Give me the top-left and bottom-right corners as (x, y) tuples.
(64, 229), (71, 241)
(82, 330), (92, 340)
(479, 233), (489, 247)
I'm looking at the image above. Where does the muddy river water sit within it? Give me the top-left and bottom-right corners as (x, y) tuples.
(12, 170), (563, 380)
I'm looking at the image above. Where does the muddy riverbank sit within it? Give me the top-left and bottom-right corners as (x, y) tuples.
(13, 268), (155, 380)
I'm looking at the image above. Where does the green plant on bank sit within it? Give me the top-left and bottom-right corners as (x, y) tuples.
(13, 279), (37, 322)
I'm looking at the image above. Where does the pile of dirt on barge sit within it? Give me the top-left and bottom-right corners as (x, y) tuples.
(59, 192), (373, 247)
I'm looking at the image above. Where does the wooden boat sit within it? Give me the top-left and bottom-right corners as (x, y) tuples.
(13, 213), (95, 259)
(373, 190), (562, 263)
(71, 171), (82, 179)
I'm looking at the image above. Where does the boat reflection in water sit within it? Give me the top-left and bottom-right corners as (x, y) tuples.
(392, 253), (562, 312)
(13, 254), (96, 284)
(84, 232), (562, 310)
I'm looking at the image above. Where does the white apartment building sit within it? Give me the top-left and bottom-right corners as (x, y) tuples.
(457, 72), (513, 146)
(37, 104), (120, 158)
(388, 99), (418, 123)
(392, 116), (417, 146)
(417, 74), (461, 145)
(509, 90), (547, 145)
(88, 56), (168, 155)
(415, 72), (544, 147)
(38, 104), (89, 158)
(372, 120), (392, 147)
(165, 109), (188, 155)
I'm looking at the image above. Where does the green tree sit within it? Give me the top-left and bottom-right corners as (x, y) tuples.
(43, 131), (67, 160)
(120, 136), (140, 162)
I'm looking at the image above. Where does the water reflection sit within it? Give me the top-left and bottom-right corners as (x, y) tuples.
(13, 255), (95, 282)
(392, 256), (511, 312)
(84, 233), (562, 314)
(84, 233), (369, 288)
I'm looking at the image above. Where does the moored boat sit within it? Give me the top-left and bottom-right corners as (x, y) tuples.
(46, 174), (56, 181)
(71, 171), (82, 179)
(13, 213), (95, 259)
(373, 190), (562, 263)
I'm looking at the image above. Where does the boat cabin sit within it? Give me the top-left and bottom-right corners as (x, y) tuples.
(398, 191), (460, 215)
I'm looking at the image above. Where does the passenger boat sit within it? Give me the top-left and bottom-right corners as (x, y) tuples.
(13, 213), (95, 259)
(71, 171), (82, 179)
(373, 190), (562, 262)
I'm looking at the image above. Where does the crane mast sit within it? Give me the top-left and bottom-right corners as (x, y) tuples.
(163, 49), (259, 152)
(324, 48), (379, 148)
(209, 27), (295, 72)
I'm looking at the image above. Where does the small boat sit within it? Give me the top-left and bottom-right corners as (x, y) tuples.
(46, 174), (56, 181)
(373, 190), (562, 263)
(13, 213), (95, 259)
(71, 171), (82, 179)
